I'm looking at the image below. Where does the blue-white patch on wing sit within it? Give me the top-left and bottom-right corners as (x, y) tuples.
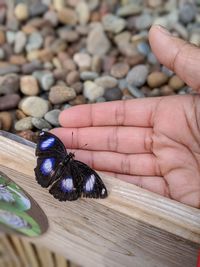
(84, 174), (95, 192)
(61, 177), (73, 192)
(40, 158), (55, 175)
(40, 137), (55, 150)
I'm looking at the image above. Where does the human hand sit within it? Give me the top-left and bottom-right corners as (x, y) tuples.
(52, 25), (200, 208)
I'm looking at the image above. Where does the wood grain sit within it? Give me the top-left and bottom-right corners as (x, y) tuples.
(0, 134), (199, 267)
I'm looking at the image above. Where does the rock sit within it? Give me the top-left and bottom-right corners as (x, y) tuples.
(168, 75), (185, 91)
(29, 2), (48, 17)
(111, 63), (129, 78)
(80, 71), (98, 81)
(66, 71), (80, 85)
(76, 1), (90, 25)
(44, 10), (58, 27)
(0, 65), (20, 75)
(69, 95), (86, 105)
(19, 96), (49, 118)
(14, 3), (29, 21)
(49, 85), (76, 104)
(83, 81), (104, 101)
(127, 85), (145, 98)
(126, 65), (149, 87)
(58, 27), (79, 42)
(134, 13), (153, 30)
(87, 25), (110, 56)
(53, 0), (65, 11)
(118, 79), (128, 90)
(33, 71), (55, 91)
(6, 31), (16, 45)
(117, 4), (142, 17)
(14, 31), (27, 54)
(20, 76), (39, 96)
(44, 109), (60, 126)
(179, 3), (196, 24)
(95, 76), (118, 88)
(147, 71), (168, 88)
(0, 74), (19, 94)
(26, 32), (43, 52)
(72, 82), (83, 94)
(58, 7), (78, 25)
(62, 58), (77, 71)
(160, 85), (175, 96)
(91, 55), (102, 73)
(0, 112), (12, 131)
(15, 117), (33, 131)
(104, 87), (122, 101)
(102, 13), (126, 34)
(0, 94), (20, 111)
(137, 42), (150, 56)
(0, 30), (5, 45)
(148, 0), (163, 8)
(0, 48), (5, 60)
(21, 60), (43, 74)
(114, 31), (131, 46)
(17, 130), (38, 143)
(32, 117), (51, 130)
(73, 52), (91, 69)
(16, 109), (26, 120)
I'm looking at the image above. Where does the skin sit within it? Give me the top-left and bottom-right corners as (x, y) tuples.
(52, 25), (200, 208)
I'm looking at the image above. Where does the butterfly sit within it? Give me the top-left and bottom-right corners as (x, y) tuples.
(34, 131), (108, 201)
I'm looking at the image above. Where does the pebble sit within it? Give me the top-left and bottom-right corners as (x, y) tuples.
(33, 71), (55, 91)
(17, 130), (38, 143)
(104, 87), (122, 101)
(49, 85), (76, 104)
(20, 76), (39, 96)
(111, 63), (129, 78)
(76, 1), (90, 25)
(15, 117), (33, 131)
(0, 74), (19, 95)
(0, 30), (5, 45)
(80, 71), (98, 81)
(19, 96), (49, 118)
(73, 53), (91, 69)
(26, 32), (43, 52)
(134, 13), (153, 30)
(0, 65), (20, 76)
(6, 31), (16, 45)
(127, 85), (145, 98)
(102, 14), (126, 34)
(72, 82), (83, 94)
(0, 94), (21, 111)
(137, 42), (151, 56)
(62, 58), (77, 71)
(91, 56), (102, 73)
(44, 109), (60, 126)
(179, 3), (196, 24)
(160, 85), (175, 96)
(21, 60), (43, 74)
(14, 3), (29, 21)
(69, 95), (86, 105)
(114, 31), (131, 46)
(95, 76), (118, 89)
(29, 2), (48, 17)
(118, 79), (128, 90)
(168, 75), (185, 91)
(53, 0), (65, 11)
(126, 65), (149, 87)
(0, 48), (5, 60)
(147, 71), (168, 88)
(87, 25), (111, 56)
(58, 8), (78, 25)
(83, 81), (104, 101)
(14, 31), (27, 54)
(66, 71), (80, 85)
(148, 0), (163, 8)
(117, 4), (142, 17)
(32, 117), (52, 130)
(44, 10), (58, 27)
(58, 27), (79, 42)
(16, 109), (26, 120)
(0, 112), (12, 131)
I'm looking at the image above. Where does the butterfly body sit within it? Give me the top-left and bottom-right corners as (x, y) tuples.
(34, 131), (108, 201)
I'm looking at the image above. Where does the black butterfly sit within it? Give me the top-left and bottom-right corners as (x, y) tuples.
(34, 131), (108, 201)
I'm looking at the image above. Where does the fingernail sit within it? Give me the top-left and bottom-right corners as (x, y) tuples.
(156, 25), (171, 36)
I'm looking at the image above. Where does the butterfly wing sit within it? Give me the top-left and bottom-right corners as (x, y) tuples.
(34, 131), (67, 188)
(74, 160), (108, 199)
(49, 163), (82, 201)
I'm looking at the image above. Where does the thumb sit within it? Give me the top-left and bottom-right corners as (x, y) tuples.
(149, 24), (200, 92)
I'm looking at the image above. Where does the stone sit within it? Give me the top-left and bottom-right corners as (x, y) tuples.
(102, 14), (126, 34)
(134, 13), (153, 30)
(14, 3), (29, 21)
(117, 4), (142, 17)
(0, 65), (20, 76)
(33, 71), (55, 91)
(80, 71), (98, 81)
(0, 112), (12, 131)
(62, 58), (77, 71)
(147, 71), (168, 88)
(53, 0), (65, 11)
(49, 85), (76, 104)
(44, 10), (58, 27)
(15, 117), (33, 131)
(72, 82), (83, 94)
(160, 85), (175, 96)
(0, 94), (20, 111)
(127, 85), (145, 98)
(14, 31), (27, 54)
(91, 56), (102, 73)
(6, 31), (16, 45)
(21, 60), (43, 74)
(73, 53), (91, 69)
(66, 71), (80, 85)
(168, 75), (185, 91)
(76, 1), (90, 25)
(19, 96), (49, 118)
(0, 48), (5, 60)
(0, 30), (5, 45)
(20, 76), (39, 96)
(137, 42), (150, 56)
(104, 87), (122, 101)
(26, 32), (43, 52)
(44, 109), (61, 126)
(58, 8), (78, 25)
(0, 74), (19, 94)
(58, 27), (79, 42)
(17, 130), (38, 143)
(83, 81), (104, 101)
(16, 109), (26, 120)
(114, 31), (131, 46)
(126, 65), (149, 87)
(148, 0), (163, 8)
(32, 117), (52, 130)
(69, 95), (86, 105)
(95, 76), (118, 88)
(179, 3), (196, 24)
(87, 25), (110, 56)
(110, 63), (129, 78)
(29, 2), (48, 17)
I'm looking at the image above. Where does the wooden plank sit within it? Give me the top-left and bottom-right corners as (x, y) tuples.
(36, 246), (55, 267)
(54, 253), (68, 267)
(0, 134), (199, 267)
(9, 236), (30, 267)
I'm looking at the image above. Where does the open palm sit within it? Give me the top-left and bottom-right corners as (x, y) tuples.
(52, 25), (200, 208)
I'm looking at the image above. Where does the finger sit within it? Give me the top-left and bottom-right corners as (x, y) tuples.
(68, 149), (161, 176)
(102, 171), (169, 197)
(149, 24), (200, 91)
(59, 98), (162, 128)
(51, 126), (153, 154)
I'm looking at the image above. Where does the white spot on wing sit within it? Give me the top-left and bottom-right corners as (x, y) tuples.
(85, 174), (95, 192)
(40, 137), (55, 150)
(61, 177), (73, 192)
(41, 158), (54, 175)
